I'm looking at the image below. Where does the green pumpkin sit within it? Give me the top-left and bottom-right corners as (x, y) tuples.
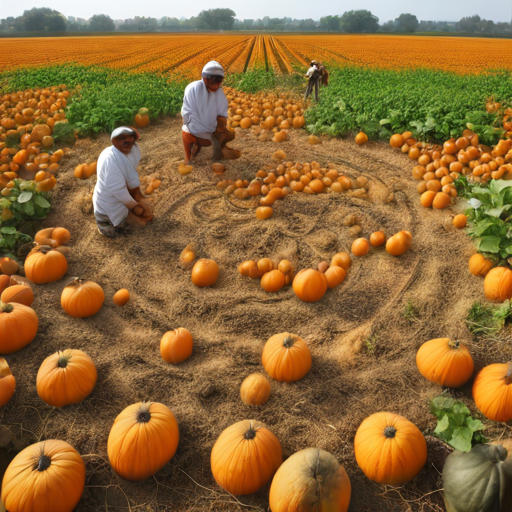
(443, 444), (512, 512)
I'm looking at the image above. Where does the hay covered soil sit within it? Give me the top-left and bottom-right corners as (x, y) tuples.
(1, 117), (510, 512)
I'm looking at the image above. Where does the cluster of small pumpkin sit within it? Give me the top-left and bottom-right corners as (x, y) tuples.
(390, 129), (512, 210)
(0, 85), (72, 192)
(215, 155), (370, 220)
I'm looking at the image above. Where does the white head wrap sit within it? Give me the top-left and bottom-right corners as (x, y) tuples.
(111, 126), (138, 141)
(202, 61), (224, 77)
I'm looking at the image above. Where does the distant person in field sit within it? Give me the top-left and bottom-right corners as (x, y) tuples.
(93, 126), (153, 238)
(305, 60), (328, 101)
(181, 61), (237, 164)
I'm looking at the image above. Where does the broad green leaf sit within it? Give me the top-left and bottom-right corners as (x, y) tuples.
(17, 192), (33, 204)
(466, 418), (485, 433)
(0, 227), (17, 235)
(434, 414), (450, 434)
(34, 195), (51, 208)
(477, 236), (502, 254)
(450, 428), (473, 452)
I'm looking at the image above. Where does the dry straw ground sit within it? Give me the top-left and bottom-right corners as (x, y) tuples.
(1, 118), (511, 511)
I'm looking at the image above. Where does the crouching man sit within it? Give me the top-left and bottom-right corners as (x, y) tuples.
(93, 126), (153, 237)
(181, 60), (237, 164)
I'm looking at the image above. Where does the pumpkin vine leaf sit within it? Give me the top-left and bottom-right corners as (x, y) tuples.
(430, 395), (487, 452)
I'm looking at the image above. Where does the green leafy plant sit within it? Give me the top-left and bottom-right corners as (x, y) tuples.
(403, 301), (419, 323)
(0, 226), (32, 259)
(431, 394), (487, 452)
(365, 333), (380, 355)
(466, 300), (512, 337)
(0, 179), (51, 228)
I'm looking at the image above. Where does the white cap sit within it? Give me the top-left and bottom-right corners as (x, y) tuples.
(111, 126), (138, 141)
(202, 61), (224, 77)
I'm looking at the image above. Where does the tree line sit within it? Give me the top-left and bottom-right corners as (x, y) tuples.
(1, 7), (511, 35)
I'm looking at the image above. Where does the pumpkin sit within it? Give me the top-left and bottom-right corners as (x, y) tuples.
(293, 269), (328, 303)
(240, 373), (271, 405)
(160, 328), (193, 364)
(212, 162), (225, 174)
(61, 278), (105, 318)
(113, 288), (130, 307)
(0, 274), (10, 294)
(1, 439), (86, 512)
(453, 214), (467, 229)
(443, 443), (512, 512)
(416, 338), (474, 388)
(324, 265), (346, 288)
(239, 260), (261, 279)
(37, 349), (97, 407)
(473, 362), (512, 422)
(354, 411), (427, 485)
(331, 252), (351, 270)
(0, 357), (15, 406)
(256, 206), (273, 220)
(25, 246), (68, 284)
(0, 257), (18, 276)
(386, 230), (412, 256)
(351, 238), (369, 257)
(262, 332), (312, 382)
(278, 260), (293, 275)
(355, 132), (368, 145)
(433, 191), (451, 209)
(134, 113), (150, 128)
(261, 269), (286, 293)
(1, 284), (34, 307)
(269, 448), (351, 512)
(35, 227), (70, 247)
(211, 419), (282, 495)
(179, 243), (196, 267)
(484, 267), (512, 302)
(191, 259), (219, 287)
(390, 134), (405, 148)
(468, 253), (493, 276)
(178, 163), (193, 175)
(0, 302), (38, 354)
(370, 231), (386, 247)
(30, 124), (52, 142)
(108, 401), (179, 481)
(317, 261), (329, 273)
(257, 258), (274, 275)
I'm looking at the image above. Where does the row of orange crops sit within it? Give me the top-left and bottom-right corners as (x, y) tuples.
(3, 35), (512, 77)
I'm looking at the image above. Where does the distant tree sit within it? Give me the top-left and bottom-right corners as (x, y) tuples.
(394, 13), (419, 32)
(196, 8), (236, 30)
(320, 15), (340, 32)
(89, 14), (115, 32)
(46, 13), (67, 31)
(380, 20), (395, 32)
(457, 15), (481, 32)
(340, 10), (379, 33)
(22, 7), (66, 32)
(299, 18), (317, 31)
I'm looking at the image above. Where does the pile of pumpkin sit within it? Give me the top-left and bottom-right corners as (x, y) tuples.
(225, 87), (305, 144)
(215, 154), (370, 220)
(0, 85), (73, 192)
(389, 130), (512, 210)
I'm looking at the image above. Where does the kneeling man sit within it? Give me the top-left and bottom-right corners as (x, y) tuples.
(181, 61), (236, 164)
(93, 126), (153, 237)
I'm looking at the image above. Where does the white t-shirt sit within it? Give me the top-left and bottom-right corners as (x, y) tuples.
(306, 66), (317, 77)
(93, 145), (140, 227)
(181, 80), (228, 140)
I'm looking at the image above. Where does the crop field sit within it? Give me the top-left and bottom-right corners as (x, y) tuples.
(3, 34), (512, 77)
(0, 31), (512, 512)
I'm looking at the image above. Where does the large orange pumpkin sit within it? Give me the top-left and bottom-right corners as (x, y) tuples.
(0, 357), (15, 406)
(1, 439), (85, 512)
(61, 278), (105, 318)
(416, 338), (474, 388)
(351, 238), (370, 257)
(269, 448), (351, 512)
(292, 269), (327, 302)
(473, 363), (512, 422)
(484, 267), (512, 302)
(191, 259), (219, 287)
(160, 328), (193, 364)
(354, 412), (427, 485)
(211, 419), (282, 495)
(240, 373), (271, 405)
(108, 401), (179, 481)
(324, 265), (346, 288)
(468, 253), (493, 276)
(25, 246), (68, 284)
(261, 269), (286, 292)
(0, 302), (38, 354)
(386, 231), (412, 256)
(37, 349), (97, 407)
(262, 332), (312, 382)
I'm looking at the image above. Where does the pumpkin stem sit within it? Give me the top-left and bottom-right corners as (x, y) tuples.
(137, 402), (152, 423)
(57, 353), (69, 368)
(65, 277), (83, 288)
(244, 427), (257, 440)
(36, 454), (51, 472)
(36, 245), (54, 255)
(505, 362), (512, 385)
(384, 426), (397, 439)
(0, 302), (14, 314)
(283, 335), (296, 348)
(448, 339), (460, 350)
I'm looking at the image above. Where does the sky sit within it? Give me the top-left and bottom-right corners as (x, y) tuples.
(1, 0), (511, 23)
